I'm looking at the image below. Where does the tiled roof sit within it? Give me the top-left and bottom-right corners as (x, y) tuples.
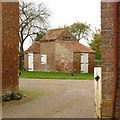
(57, 41), (96, 53)
(24, 41), (40, 53)
(41, 28), (66, 41)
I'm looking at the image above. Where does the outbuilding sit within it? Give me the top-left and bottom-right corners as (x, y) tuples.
(24, 41), (40, 71)
(40, 28), (96, 73)
(24, 28), (96, 73)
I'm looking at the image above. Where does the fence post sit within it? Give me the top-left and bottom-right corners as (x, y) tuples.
(94, 67), (102, 118)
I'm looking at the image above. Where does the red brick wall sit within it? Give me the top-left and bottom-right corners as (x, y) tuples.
(56, 42), (73, 73)
(57, 29), (77, 42)
(115, 2), (120, 118)
(33, 53), (40, 71)
(0, 2), (2, 95)
(24, 53), (28, 70)
(73, 53), (81, 73)
(1, 2), (19, 94)
(88, 53), (95, 73)
(101, 2), (114, 118)
(101, 2), (120, 118)
(73, 53), (95, 73)
(24, 53), (40, 71)
(40, 41), (56, 72)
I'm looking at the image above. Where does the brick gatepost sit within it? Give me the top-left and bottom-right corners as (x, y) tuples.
(101, 1), (120, 118)
(0, 0), (19, 95)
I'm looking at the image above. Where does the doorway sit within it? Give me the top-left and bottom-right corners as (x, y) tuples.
(28, 53), (34, 71)
(81, 53), (88, 73)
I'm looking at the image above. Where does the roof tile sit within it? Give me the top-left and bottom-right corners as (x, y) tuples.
(24, 41), (40, 53)
(57, 41), (96, 53)
(41, 28), (66, 41)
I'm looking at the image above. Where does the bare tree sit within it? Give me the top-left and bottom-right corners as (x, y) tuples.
(19, 1), (51, 52)
(19, 1), (51, 69)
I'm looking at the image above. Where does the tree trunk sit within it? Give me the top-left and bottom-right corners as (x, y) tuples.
(20, 42), (24, 52)
(19, 42), (24, 70)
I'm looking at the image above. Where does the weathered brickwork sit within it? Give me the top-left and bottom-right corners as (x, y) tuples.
(115, 2), (120, 118)
(40, 41), (56, 72)
(101, 2), (114, 118)
(56, 29), (77, 42)
(39, 28), (95, 73)
(24, 53), (28, 70)
(24, 41), (40, 71)
(1, 2), (19, 94)
(24, 53), (40, 71)
(0, 2), (2, 95)
(73, 53), (81, 73)
(33, 53), (40, 71)
(101, 2), (120, 118)
(56, 42), (73, 73)
(88, 53), (95, 73)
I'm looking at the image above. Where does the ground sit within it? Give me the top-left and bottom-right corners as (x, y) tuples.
(2, 78), (94, 118)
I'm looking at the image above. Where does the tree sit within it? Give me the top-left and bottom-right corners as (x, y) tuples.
(67, 22), (91, 42)
(19, 1), (50, 51)
(89, 29), (101, 60)
(19, 1), (50, 69)
(34, 31), (46, 42)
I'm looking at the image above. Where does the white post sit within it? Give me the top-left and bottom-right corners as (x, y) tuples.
(94, 67), (102, 118)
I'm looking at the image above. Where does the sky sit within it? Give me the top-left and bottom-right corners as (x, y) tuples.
(24, 0), (101, 50)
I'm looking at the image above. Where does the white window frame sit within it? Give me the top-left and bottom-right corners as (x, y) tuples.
(41, 54), (47, 64)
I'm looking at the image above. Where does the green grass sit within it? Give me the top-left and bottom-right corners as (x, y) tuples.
(2, 89), (51, 106)
(19, 70), (94, 80)
(20, 89), (50, 97)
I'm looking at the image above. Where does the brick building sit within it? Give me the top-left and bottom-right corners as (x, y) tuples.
(24, 28), (96, 73)
(0, 1), (19, 95)
(25, 28), (95, 73)
(24, 41), (40, 71)
(101, 1), (120, 118)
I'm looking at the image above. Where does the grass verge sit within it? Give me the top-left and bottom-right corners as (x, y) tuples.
(3, 89), (51, 108)
(19, 70), (94, 80)
(20, 89), (51, 98)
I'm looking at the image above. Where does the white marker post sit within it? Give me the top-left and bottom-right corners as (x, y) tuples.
(94, 67), (102, 118)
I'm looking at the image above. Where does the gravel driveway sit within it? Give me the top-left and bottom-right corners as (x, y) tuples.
(3, 78), (94, 118)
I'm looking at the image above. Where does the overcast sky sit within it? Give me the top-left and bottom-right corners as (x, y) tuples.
(24, 0), (101, 50)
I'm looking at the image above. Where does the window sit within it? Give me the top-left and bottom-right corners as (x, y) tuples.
(41, 54), (47, 64)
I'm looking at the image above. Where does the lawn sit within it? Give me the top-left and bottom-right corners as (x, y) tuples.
(19, 70), (94, 80)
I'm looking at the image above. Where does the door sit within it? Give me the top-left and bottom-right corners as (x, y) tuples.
(81, 53), (88, 73)
(28, 53), (33, 71)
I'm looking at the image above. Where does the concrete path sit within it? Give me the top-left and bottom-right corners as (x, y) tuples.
(2, 78), (94, 118)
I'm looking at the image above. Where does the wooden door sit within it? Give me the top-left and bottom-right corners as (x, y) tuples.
(81, 53), (88, 73)
(28, 53), (33, 71)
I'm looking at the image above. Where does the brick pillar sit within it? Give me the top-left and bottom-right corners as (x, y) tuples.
(115, 2), (120, 118)
(0, 1), (19, 94)
(101, 2), (120, 118)
(0, 2), (2, 96)
(88, 53), (95, 73)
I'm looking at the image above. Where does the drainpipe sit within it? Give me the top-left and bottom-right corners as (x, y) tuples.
(111, 2), (118, 118)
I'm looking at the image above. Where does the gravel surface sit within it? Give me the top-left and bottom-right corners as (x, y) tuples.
(2, 78), (94, 118)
